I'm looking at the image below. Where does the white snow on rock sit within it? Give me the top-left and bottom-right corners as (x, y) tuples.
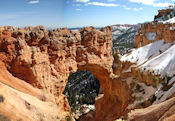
(112, 25), (130, 31)
(170, 26), (175, 30)
(112, 25), (131, 36)
(121, 40), (171, 65)
(120, 39), (175, 77)
(146, 32), (157, 41)
(163, 17), (175, 24)
(168, 77), (175, 85)
(141, 44), (175, 77)
(154, 83), (175, 104)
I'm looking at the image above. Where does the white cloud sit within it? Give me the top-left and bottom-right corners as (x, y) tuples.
(153, 2), (172, 7)
(134, 7), (143, 11)
(76, 0), (89, 2)
(123, 5), (131, 10)
(129, 0), (155, 5)
(129, 0), (172, 7)
(87, 2), (119, 7)
(28, 0), (40, 4)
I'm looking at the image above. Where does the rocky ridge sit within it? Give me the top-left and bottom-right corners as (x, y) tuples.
(114, 8), (175, 121)
(0, 25), (132, 121)
(2, 7), (175, 121)
(112, 24), (139, 54)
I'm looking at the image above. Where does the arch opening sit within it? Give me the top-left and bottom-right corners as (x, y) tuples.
(63, 70), (101, 119)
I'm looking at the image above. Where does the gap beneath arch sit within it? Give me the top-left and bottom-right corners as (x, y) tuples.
(63, 70), (101, 120)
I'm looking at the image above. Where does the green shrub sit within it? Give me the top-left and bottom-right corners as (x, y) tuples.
(135, 82), (141, 91)
(65, 114), (73, 121)
(0, 95), (4, 103)
(162, 15), (169, 21)
(66, 88), (80, 113)
(137, 96), (144, 101)
(150, 94), (157, 103)
(0, 113), (10, 121)
(162, 76), (173, 91)
(153, 76), (159, 88)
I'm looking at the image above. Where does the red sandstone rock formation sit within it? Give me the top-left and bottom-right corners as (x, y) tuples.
(0, 25), (132, 121)
(154, 9), (173, 21)
(134, 22), (175, 48)
(2, 22), (175, 121)
(128, 97), (175, 121)
(118, 11), (175, 120)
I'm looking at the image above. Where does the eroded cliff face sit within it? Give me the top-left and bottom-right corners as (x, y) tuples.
(134, 22), (175, 48)
(128, 97), (175, 121)
(3, 22), (175, 121)
(117, 12), (175, 120)
(0, 26), (132, 121)
(154, 8), (174, 21)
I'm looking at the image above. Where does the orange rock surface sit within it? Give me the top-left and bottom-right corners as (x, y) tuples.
(128, 97), (175, 121)
(134, 22), (175, 48)
(0, 26), (132, 121)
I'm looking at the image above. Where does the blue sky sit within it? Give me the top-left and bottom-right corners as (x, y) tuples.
(0, 0), (61, 28)
(63, 0), (175, 28)
(0, 0), (175, 28)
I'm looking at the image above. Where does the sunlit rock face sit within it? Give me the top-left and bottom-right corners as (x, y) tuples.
(115, 9), (175, 120)
(134, 22), (175, 48)
(4, 22), (175, 121)
(0, 26), (133, 121)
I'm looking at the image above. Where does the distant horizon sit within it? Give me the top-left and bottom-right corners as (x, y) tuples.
(0, 0), (175, 28)
(0, 22), (143, 29)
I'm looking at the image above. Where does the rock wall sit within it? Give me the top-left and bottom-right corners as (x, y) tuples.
(134, 22), (175, 48)
(128, 96), (175, 121)
(154, 9), (173, 21)
(120, 16), (175, 120)
(0, 26), (132, 121)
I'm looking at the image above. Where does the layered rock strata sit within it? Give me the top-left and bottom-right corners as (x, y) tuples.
(0, 26), (132, 121)
(134, 22), (175, 48)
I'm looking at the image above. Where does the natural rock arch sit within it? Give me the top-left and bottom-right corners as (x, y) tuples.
(0, 26), (131, 121)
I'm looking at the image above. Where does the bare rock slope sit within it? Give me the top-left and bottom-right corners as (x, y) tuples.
(0, 26), (132, 121)
(117, 8), (175, 121)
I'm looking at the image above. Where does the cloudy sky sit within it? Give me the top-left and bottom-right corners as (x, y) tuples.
(0, 0), (175, 28)
(63, 0), (175, 28)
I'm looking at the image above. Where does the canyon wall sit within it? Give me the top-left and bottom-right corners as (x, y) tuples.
(134, 22), (175, 48)
(120, 9), (175, 120)
(0, 26), (131, 121)
(154, 8), (173, 21)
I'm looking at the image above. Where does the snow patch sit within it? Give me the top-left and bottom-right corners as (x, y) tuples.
(168, 77), (175, 85)
(120, 39), (175, 77)
(163, 17), (175, 23)
(121, 40), (171, 65)
(170, 26), (175, 30)
(146, 32), (157, 41)
(141, 44), (175, 77)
